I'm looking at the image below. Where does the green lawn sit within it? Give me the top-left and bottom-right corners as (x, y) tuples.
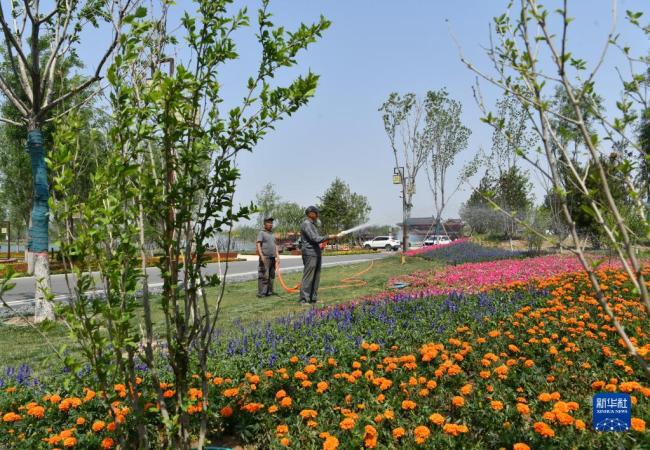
(0, 255), (436, 374)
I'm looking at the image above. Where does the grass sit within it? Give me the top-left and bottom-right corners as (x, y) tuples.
(0, 255), (437, 374)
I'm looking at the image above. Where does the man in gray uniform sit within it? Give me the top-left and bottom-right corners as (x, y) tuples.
(299, 206), (338, 304)
(257, 217), (279, 297)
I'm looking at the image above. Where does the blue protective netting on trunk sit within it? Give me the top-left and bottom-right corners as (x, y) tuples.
(27, 129), (49, 253)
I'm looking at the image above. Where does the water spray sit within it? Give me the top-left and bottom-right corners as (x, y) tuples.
(336, 223), (372, 237)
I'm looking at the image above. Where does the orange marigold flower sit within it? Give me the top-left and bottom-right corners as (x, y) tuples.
(413, 425), (431, 444)
(491, 400), (504, 411)
(323, 434), (339, 450)
(429, 413), (445, 426)
(443, 423), (469, 436)
(308, 420), (318, 428)
(538, 392), (553, 402)
(631, 417), (646, 432)
(401, 400), (416, 410)
(591, 380), (605, 390)
(290, 356), (299, 364)
(2, 412), (21, 422)
(83, 389), (96, 402)
(220, 406), (233, 418)
(76, 417), (86, 426)
(280, 437), (290, 447)
(555, 412), (574, 426)
(516, 403), (530, 415)
(300, 409), (318, 419)
(275, 390), (287, 400)
(363, 425), (378, 448)
(392, 427), (406, 439)
(49, 394), (62, 404)
(188, 388), (203, 401)
(268, 405), (279, 414)
(317, 381), (329, 393)
(242, 402), (264, 413)
(384, 410), (395, 420)
(276, 424), (289, 435)
(101, 437), (115, 449)
(494, 365), (509, 379)
(574, 420), (586, 430)
(223, 388), (239, 398)
(107, 422), (117, 432)
(513, 444), (531, 450)
(92, 420), (106, 432)
(452, 396), (465, 407)
(60, 429), (74, 439)
(280, 397), (293, 408)
(533, 422), (555, 438)
(63, 436), (77, 447)
(340, 418), (356, 430)
(27, 405), (45, 419)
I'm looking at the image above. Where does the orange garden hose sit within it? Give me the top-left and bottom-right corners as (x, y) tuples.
(276, 243), (376, 294)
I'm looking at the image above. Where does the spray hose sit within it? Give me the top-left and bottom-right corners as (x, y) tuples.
(276, 240), (375, 294)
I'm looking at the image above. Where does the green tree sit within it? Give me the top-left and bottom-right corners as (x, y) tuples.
(274, 201), (304, 234)
(495, 165), (533, 239)
(460, 172), (500, 235)
(48, 1), (329, 447)
(459, 167), (532, 239)
(254, 182), (281, 228)
(318, 178), (371, 235)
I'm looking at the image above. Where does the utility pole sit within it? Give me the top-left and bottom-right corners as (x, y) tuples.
(1, 221), (9, 260)
(394, 166), (409, 259)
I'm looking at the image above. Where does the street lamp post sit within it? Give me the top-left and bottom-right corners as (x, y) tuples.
(1, 221), (9, 260)
(393, 166), (409, 254)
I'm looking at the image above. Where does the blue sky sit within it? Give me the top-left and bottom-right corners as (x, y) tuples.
(77, 0), (649, 227)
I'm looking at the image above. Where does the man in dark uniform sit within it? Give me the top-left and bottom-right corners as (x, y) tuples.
(299, 206), (338, 304)
(256, 217), (279, 297)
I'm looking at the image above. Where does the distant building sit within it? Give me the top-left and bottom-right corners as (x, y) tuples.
(396, 217), (464, 241)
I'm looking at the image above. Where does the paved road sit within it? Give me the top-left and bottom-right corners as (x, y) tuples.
(1, 252), (391, 310)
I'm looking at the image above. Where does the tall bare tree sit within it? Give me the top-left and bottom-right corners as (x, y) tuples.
(0, 0), (136, 321)
(380, 92), (433, 251)
(425, 89), (471, 236)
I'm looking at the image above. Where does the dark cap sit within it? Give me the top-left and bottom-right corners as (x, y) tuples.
(264, 217), (274, 223)
(305, 206), (319, 215)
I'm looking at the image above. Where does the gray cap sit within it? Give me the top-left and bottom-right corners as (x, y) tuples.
(305, 205), (319, 215)
(264, 217), (274, 223)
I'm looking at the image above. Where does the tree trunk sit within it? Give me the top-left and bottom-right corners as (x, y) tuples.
(27, 129), (54, 322)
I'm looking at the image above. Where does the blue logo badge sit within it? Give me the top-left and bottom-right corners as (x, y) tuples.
(592, 393), (631, 431)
